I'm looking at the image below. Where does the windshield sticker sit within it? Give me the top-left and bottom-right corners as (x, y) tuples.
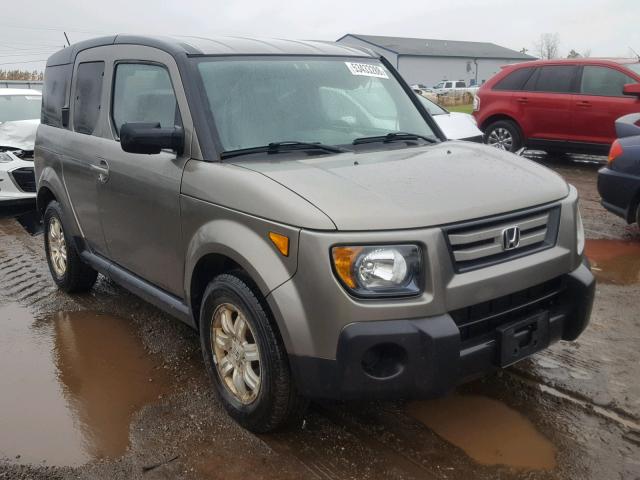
(344, 62), (389, 79)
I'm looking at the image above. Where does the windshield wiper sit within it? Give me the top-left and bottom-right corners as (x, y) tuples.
(221, 141), (348, 159)
(352, 132), (438, 145)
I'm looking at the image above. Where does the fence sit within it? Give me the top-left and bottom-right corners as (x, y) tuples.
(0, 80), (43, 91)
(422, 90), (475, 107)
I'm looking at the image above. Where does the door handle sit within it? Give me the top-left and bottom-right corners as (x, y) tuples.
(516, 97), (528, 104)
(90, 160), (109, 183)
(576, 101), (591, 108)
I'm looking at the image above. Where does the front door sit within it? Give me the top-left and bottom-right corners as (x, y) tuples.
(572, 65), (640, 145)
(97, 47), (193, 297)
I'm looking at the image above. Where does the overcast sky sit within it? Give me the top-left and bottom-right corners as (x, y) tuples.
(1, 0), (638, 72)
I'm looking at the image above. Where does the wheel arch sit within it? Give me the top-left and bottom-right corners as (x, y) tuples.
(480, 113), (523, 136)
(184, 219), (299, 335)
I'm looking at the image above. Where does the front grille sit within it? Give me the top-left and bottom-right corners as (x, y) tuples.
(10, 167), (36, 193)
(451, 276), (564, 343)
(444, 206), (560, 272)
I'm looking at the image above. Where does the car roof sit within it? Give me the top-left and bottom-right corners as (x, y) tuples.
(504, 58), (640, 69)
(0, 88), (42, 96)
(46, 35), (374, 66)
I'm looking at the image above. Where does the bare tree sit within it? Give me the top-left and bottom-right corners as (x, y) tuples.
(534, 33), (560, 59)
(567, 48), (591, 59)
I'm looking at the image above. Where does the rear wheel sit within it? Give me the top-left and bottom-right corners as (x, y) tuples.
(484, 119), (523, 152)
(44, 201), (98, 293)
(200, 273), (307, 432)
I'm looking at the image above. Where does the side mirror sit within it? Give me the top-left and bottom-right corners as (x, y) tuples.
(119, 122), (184, 155)
(622, 83), (640, 98)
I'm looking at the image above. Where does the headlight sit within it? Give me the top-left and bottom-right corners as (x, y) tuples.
(331, 245), (422, 297)
(576, 208), (585, 256)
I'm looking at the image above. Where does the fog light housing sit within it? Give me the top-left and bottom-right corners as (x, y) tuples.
(361, 343), (407, 379)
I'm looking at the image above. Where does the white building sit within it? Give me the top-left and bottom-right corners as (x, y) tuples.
(336, 34), (536, 87)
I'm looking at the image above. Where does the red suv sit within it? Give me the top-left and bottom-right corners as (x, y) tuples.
(473, 59), (640, 154)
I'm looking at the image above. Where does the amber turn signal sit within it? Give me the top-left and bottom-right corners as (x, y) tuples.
(269, 232), (290, 257)
(331, 246), (362, 289)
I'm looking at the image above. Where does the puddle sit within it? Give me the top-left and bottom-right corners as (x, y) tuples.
(585, 239), (640, 285)
(0, 304), (170, 466)
(407, 394), (556, 470)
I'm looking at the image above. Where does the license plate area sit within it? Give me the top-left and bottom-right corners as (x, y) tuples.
(497, 312), (550, 367)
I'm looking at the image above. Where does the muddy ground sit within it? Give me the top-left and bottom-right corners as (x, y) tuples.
(0, 153), (638, 480)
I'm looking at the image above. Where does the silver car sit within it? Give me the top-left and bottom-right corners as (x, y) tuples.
(34, 36), (595, 433)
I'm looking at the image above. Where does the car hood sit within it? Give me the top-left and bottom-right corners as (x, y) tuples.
(433, 112), (483, 140)
(232, 141), (569, 231)
(0, 119), (39, 151)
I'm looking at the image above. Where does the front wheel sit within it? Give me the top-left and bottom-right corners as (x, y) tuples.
(484, 119), (523, 152)
(200, 273), (307, 432)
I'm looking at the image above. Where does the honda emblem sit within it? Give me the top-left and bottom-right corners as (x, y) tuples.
(502, 226), (521, 251)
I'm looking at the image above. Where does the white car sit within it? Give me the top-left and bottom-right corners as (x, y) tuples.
(417, 95), (483, 142)
(0, 89), (41, 204)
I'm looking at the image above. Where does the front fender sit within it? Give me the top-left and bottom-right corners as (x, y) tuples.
(181, 194), (300, 304)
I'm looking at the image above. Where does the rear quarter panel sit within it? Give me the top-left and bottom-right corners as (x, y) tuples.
(34, 125), (83, 240)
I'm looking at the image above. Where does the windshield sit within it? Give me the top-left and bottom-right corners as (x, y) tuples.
(627, 63), (640, 75)
(196, 57), (436, 152)
(0, 95), (42, 123)
(417, 95), (447, 115)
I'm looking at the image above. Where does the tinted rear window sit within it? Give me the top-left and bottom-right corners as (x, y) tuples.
(73, 61), (105, 135)
(493, 67), (535, 91)
(42, 64), (72, 127)
(530, 66), (578, 93)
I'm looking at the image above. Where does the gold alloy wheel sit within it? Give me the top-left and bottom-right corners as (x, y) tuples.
(48, 217), (67, 278)
(211, 303), (261, 404)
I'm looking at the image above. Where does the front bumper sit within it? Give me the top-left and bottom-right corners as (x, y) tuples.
(289, 261), (594, 400)
(597, 166), (640, 223)
(0, 164), (36, 203)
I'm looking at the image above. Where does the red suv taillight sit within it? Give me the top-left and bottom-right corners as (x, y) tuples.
(608, 140), (623, 165)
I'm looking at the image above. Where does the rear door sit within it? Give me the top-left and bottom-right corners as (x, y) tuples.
(96, 46), (193, 296)
(514, 65), (579, 142)
(64, 51), (109, 254)
(572, 65), (640, 145)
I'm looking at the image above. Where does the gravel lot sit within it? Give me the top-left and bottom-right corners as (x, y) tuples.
(0, 153), (638, 480)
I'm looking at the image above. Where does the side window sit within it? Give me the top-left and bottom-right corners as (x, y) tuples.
(42, 64), (72, 127)
(455, 81), (466, 88)
(494, 67), (535, 91)
(530, 66), (578, 93)
(445, 82), (453, 88)
(73, 61), (104, 135)
(580, 66), (636, 97)
(111, 63), (180, 135)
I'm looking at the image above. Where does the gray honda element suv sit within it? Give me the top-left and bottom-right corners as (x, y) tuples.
(34, 35), (595, 432)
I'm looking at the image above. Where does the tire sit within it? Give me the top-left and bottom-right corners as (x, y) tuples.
(484, 119), (523, 152)
(199, 273), (307, 432)
(44, 201), (98, 293)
